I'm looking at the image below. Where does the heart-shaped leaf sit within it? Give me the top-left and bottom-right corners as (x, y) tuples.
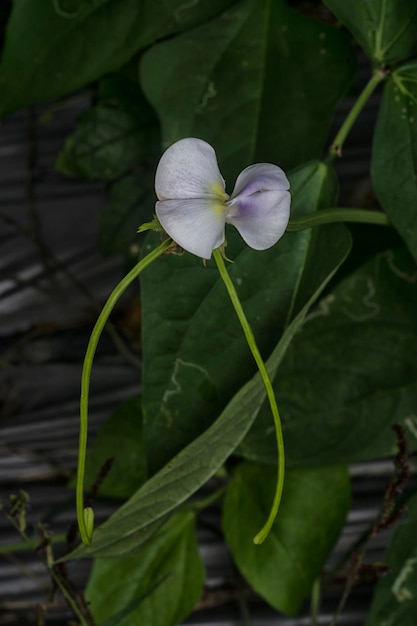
(86, 510), (204, 626)
(240, 246), (417, 466)
(0, 0), (234, 117)
(141, 0), (355, 176)
(223, 462), (350, 615)
(323, 0), (417, 64)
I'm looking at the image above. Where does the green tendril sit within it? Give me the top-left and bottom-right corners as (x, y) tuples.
(213, 249), (285, 544)
(77, 238), (172, 545)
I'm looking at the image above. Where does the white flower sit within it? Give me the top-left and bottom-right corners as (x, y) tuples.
(155, 138), (291, 259)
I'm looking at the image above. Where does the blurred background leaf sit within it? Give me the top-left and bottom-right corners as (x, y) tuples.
(0, 0), (234, 117)
(55, 85), (158, 181)
(56, 71), (160, 257)
(366, 490), (417, 626)
(323, 0), (417, 65)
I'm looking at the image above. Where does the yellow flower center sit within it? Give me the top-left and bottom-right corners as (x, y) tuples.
(210, 181), (229, 215)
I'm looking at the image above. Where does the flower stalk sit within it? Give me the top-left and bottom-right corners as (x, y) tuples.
(77, 238), (173, 545)
(213, 249), (285, 544)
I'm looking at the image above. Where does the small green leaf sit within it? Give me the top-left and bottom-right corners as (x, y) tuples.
(77, 396), (147, 500)
(56, 103), (156, 181)
(141, 161), (351, 474)
(223, 462), (350, 615)
(240, 246), (417, 466)
(366, 491), (417, 626)
(141, 0), (355, 176)
(86, 510), (204, 626)
(323, 0), (417, 64)
(372, 62), (417, 262)
(0, 0), (234, 117)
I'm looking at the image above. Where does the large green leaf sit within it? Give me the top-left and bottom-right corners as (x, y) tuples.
(141, 161), (351, 474)
(0, 0), (234, 117)
(323, 0), (417, 64)
(366, 491), (417, 626)
(240, 246), (417, 466)
(86, 510), (204, 626)
(140, 0), (355, 176)
(372, 62), (417, 262)
(223, 462), (350, 615)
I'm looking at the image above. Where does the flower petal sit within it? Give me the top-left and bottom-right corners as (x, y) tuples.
(155, 138), (226, 201)
(226, 190), (291, 250)
(156, 198), (226, 259)
(231, 163), (290, 199)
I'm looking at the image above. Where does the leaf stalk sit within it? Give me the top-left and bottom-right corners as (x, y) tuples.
(328, 69), (386, 158)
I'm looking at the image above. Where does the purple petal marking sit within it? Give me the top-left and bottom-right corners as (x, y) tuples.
(226, 190), (291, 250)
(231, 163), (290, 199)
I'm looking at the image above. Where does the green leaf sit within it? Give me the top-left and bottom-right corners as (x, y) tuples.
(140, 0), (355, 176)
(99, 172), (155, 257)
(56, 103), (157, 181)
(141, 161), (352, 474)
(86, 510), (204, 626)
(372, 62), (417, 262)
(0, 0), (234, 117)
(223, 462), (350, 615)
(366, 491), (417, 626)
(73, 396), (147, 500)
(240, 246), (417, 466)
(323, 0), (417, 64)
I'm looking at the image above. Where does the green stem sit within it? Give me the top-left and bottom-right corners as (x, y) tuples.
(0, 532), (66, 554)
(328, 70), (385, 158)
(193, 486), (226, 511)
(52, 573), (90, 626)
(287, 208), (390, 232)
(77, 238), (172, 545)
(310, 578), (321, 626)
(213, 249), (284, 544)
(2, 515), (88, 625)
